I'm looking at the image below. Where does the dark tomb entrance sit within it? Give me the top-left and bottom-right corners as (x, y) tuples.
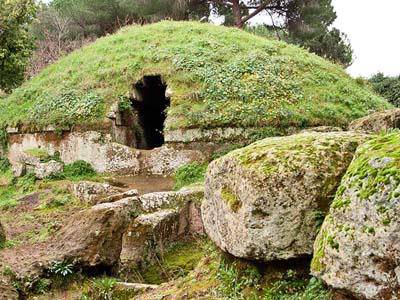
(132, 75), (170, 149)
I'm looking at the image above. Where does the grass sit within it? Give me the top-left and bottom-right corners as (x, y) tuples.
(139, 240), (206, 285)
(173, 162), (207, 190)
(0, 21), (390, 134)
(136, 241), (331, 300)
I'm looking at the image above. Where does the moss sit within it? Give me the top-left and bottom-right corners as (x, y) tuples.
(140, 240), (206, 285)
(24, 148), (51, 160)
(229, 132), (365, 180)
(335, 131), (400, 203)
(362, 226), (375, 235)
(311, 225), (330, 273)
(221, 187), (241, 212)
(1, 21), (390, 132)
(330, 197), (351, 209)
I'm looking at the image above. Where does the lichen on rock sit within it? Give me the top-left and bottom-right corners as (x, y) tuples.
(311, 131), (400, 300)
(202, 131), (368, 261)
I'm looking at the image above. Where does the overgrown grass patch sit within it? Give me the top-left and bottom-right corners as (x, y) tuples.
(140, 240), (206, 284)
(173, 163), (207, 190)
(0, 21), (390, 132)
(50, 160), (98, 181)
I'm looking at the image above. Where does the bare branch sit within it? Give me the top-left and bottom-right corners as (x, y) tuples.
(240, 0), (273, 25)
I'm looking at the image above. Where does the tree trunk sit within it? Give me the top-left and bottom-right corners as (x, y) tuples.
(231, 0), (243, 28)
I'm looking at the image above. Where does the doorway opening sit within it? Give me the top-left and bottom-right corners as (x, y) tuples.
(131, 75), (170, 150)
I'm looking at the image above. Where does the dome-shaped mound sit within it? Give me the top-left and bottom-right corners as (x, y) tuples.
(0, 21), (391, 135)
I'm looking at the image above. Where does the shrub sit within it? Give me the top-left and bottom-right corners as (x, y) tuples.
(0, 157), (10, 173)
(173, 163), (207, 190)
(83, 277), (117, 300)
(62, 160), (96, 180)
(369, 73), (400, 107)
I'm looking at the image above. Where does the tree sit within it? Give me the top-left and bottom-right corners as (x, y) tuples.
(369, 73), (400, 107)
(209, 0), (353, 66)
(0, 0), (37, 92)
(285, 0), (353, 66)
(51, 0), (209, 37)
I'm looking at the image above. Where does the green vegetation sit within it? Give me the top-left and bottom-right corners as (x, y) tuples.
(140, 240), (206, 284)
(24, 148), (61, 162)
(0, 157), (11, 173)
(1, 21), (390, 133)
(49, 261), (74, 277)
(217, 260), (261, 299)
(231, 132), (365, 178)
(221, 187), (241, 212)
(51, 160), (97, 181)
(173, 162), (207, 190)
(0, 173), (36, 210)
(369, 73), (400, 107)
(62, 160), (96, 179)
(82, 277), (117, 300)
(264, 276), (330, 300)
(0, 0), (37, 91)
(339, 131), (400, 202)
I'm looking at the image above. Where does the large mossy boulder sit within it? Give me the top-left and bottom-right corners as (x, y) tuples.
(0, 22), (390, 136)
(311, 132), (400, 300)
(202, 131), (368, 261)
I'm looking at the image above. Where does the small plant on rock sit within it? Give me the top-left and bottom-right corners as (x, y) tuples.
(33, 278), (51, 294)
(84, 277), (117, 300)
(49, 261), (74, 277)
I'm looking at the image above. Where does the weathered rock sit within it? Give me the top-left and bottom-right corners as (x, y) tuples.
(34, 160), (64, 179)
(114, 282), (158, 294)
(141, 146), (207, 175)
(349, 108), (400, 133)
(139, 185), (204, 212)
(311, 132), (400, 300)
(0, 277), (18, 300)
(301, 126), (343, 133)
(121, 186), (205, 269)
(99, 189), (139, 204)
(0, 198), (139, 294)
(53, 198), (135, 268)
(178, 201), (205, 236)
(11, 162), (25, 178)
(71, 181), (124, 204)
(0, 223), (5, 246)
(202, 131), (368, 261)
(120, 209), (179, 267)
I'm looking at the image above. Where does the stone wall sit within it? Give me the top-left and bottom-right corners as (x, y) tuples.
(7, 130), (206, 175)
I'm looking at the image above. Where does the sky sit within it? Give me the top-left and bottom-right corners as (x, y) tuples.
(242, 0), (400, 78)
(332, 0), (400, 77)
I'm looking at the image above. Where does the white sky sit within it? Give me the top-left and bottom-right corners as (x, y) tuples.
(332, 0), (400, 77)
(243, 0), (400, 77)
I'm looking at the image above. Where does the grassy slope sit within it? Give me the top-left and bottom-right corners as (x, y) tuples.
(0, 21), (391, 132)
